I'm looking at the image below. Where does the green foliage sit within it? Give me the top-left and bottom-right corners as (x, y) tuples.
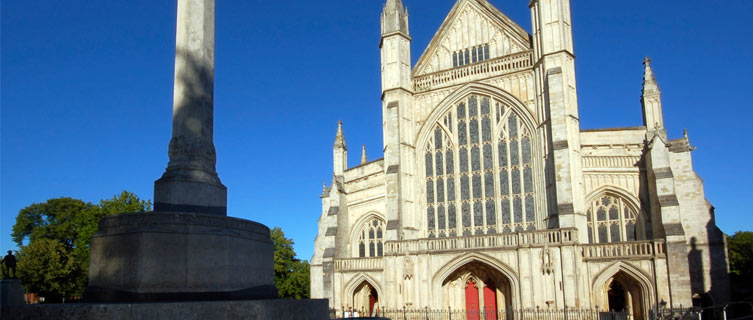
(17, 239), (81, 303)
(271, 227), (310, 299)
(728, 231), (753, 277)
(11, 191), (151, 300)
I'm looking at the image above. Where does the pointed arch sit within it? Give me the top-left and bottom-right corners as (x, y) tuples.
(342, 272), (383, 307)
(584, 186), (647, 243)
(591, 261), (655, 320)
(431, 252), (520, 309)
(348, 212), (386, 258)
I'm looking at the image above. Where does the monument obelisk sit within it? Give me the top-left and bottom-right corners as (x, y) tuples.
(84, 0), (276, 302)
(154, 0), (226, 216)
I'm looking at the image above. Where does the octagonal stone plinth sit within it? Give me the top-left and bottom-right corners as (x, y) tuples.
(84, 212), (276, 302)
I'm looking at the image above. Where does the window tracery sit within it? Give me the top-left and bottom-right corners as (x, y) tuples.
(586, 195), (639, 243)
(358, 218), (385, 257)
(424, 94), (538, 238)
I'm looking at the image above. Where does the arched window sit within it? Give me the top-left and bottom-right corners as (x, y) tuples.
(586, 195), (639, 243)
(358, 218), (385, 257)
(424, 94), (538, 238)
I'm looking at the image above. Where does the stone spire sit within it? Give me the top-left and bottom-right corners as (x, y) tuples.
(382, 0), (409, 36)
(361, 145), (367, 165)
(641, 57), (665, 131)
(642, 57), (661, 96)
(154, 0), (227, 215)
(333, 121), (347, 176)
(334, 120), (347, 150)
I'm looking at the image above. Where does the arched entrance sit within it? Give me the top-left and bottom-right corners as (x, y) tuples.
(442, 261), (512, 320)
(599, 271), (645, 320)
(353, 281), (379, 316)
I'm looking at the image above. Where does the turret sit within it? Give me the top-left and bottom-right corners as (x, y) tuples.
(642, 57), (665, 133)
(333, 121), (347, 177)
(381, 0), (411, 93)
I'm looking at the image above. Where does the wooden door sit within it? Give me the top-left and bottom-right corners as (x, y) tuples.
(466, 280), (480, 320)
(483, 282), (498, 320)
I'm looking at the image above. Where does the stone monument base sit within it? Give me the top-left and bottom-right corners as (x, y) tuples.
(0, 279), (25, 307)
(0, 299), (329, 320)
(84, 212), (276, 303)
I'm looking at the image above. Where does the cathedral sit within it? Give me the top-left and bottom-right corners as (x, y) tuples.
(311, 0), (729, 318)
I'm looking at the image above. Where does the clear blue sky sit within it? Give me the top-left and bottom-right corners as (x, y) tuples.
(2, 0), (752, 261)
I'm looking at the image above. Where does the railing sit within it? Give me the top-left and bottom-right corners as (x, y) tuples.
(334, 257), (384, 272)
(330, 307), (632, 320)
(413, 50), (534, 92)
(385, 228), (578, 255)
(581, 240), (665, 260)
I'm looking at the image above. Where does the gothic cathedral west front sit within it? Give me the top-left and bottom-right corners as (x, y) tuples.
(311, 0), (730, 318)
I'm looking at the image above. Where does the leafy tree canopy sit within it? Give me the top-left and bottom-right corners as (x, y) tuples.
(271, 227), (310, 299)
(728, 231), (753, 277)
(11, 191), (151, 301)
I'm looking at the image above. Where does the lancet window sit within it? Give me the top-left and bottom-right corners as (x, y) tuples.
(424, 94), (538, 238)
(453, 44), (491, 68)
(586, 195), (639, 243)
(358, 218), (385, 257)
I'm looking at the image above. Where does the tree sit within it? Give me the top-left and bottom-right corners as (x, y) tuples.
(11, 191), (151, 301)
(271, 227), (310, 299)
(727, 231), (753, 300)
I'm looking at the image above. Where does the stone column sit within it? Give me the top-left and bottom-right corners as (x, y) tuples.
(154, 0), (227, 216)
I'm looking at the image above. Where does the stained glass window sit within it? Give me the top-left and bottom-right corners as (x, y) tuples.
(358, 218), (385, 257)
(585, 194), (641, 244)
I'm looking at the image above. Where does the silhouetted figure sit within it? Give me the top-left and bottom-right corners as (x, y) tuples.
(2, 250), (17, 279)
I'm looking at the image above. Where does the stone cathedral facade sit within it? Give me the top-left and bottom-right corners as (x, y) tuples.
(311, 0), (729, 318)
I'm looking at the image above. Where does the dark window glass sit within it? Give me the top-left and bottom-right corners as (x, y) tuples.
(369, 242), (375, 256)
(448, 205), (457, 229)
(521, 136), (532, 164)
(438, 205), (446, 229)
(427, 207), (435, 230)
(511, 168), (521, 194)
(377, 242), (383, 256)
(483, 144), (493, 170)
(486, 200), (496, 225)
(425, 152), (433, 177)
(469, 96), (478, 117)
(482, 118), (491, 142)
(471, 146), (480, 171)
(369, 229), (374, 239)
(597, 208), (606, 221)
(426, 180), (434, 203)
(459, 147), (468, 172)
(500, 169), (509, 195)
(462, 203), (471, 227)
(484, 172), (494, 197)
(588, 226), (594, 243)
(525, 194), (535, 222)
(435, 152), (444, 176)
(598, 225), (608, 243)
(457, 102), (466, 119)
(473, 202), (483, 226)
(445, 150), (454, 176)
(513, 197), (522, 223)
(626, 222), (636, 241)
(501, 199), (511, 224)
(484, 44), (490, 60)
(481, 97), (490, 115)
(509, 114), (518, 137)
(460, 175), (470, 200)
(498, 141), (508, 167)
(602, 196), (611, 206)
(472, 47), (477, 63)
(510, 140), (519, 166)
(609, 206), (618, 220)
(458, 121), (467, 146)
(610, 224), (621, 242)
(587, 208), (592, 222)
(377, 228), (382, 239)
(472, 174), (482, 199)
(470, 120), (479, 144)
(359, 243), (365, 257)
(464, 50), (470, 65)
(453, 52), (458, 67)
(447, 178), (455, 201)
(434, 128), (443, 149)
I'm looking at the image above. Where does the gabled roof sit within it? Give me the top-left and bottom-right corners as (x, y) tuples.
(412, 0), (531, 77)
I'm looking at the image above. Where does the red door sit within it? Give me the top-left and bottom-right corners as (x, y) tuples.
(483, 282), (498, 320)
(368, 291), (376, 315)
(466, 280), (480, 320)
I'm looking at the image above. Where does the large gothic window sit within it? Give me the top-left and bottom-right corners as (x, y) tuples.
(358, 218), (385, 257)
(586, 195), (639, 243)
(424, 94), (538, 238)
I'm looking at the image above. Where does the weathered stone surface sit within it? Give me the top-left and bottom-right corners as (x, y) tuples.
(85, 212), (275, 302)
(1, 299), (329, 320)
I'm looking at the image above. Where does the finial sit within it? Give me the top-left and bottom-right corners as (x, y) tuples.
(642, 56), (659, 95)
(334, 121), (347, 150)
(684, 129), (688, 139)
(643, 56), (651, 66)
(361, 145), (368, 164)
